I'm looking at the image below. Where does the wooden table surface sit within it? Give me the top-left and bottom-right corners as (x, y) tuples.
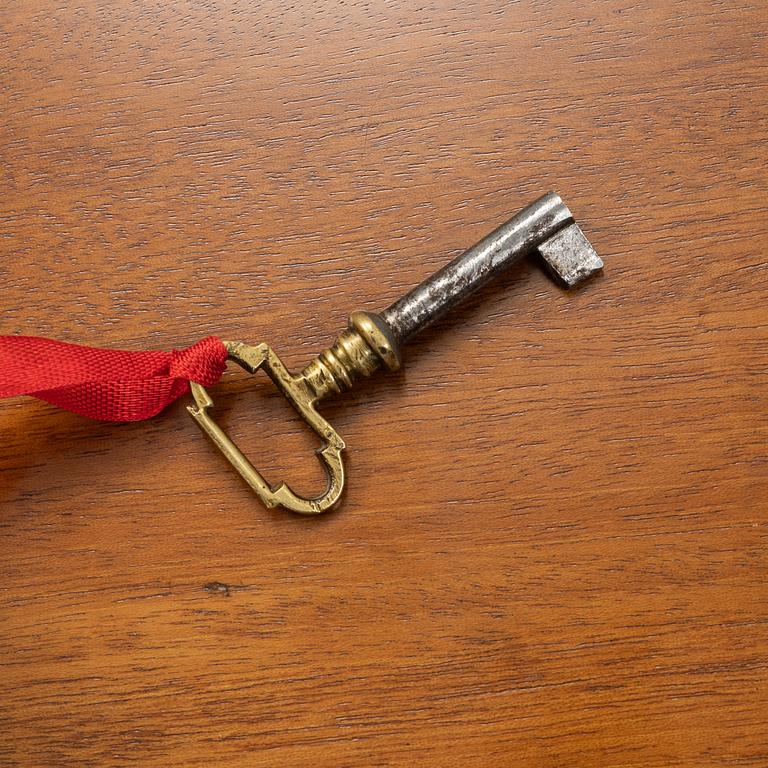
(1, 1), (767, 766)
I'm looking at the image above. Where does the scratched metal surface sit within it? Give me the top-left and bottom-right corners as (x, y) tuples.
(380, 192), (588, 341)
(1, 1), (767, 766)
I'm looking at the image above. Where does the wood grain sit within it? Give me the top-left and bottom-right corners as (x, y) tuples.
(1, 1), (767, 765)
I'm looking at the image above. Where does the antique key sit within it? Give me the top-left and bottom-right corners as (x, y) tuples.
(188, 192), (603, 513)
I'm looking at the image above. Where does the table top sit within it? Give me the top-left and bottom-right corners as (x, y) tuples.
(2, 1), (767, 766)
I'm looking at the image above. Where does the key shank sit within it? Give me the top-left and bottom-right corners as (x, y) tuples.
(381, 191), (573, 342)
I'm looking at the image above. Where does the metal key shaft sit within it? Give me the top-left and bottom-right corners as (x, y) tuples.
(300, 191), (602, 400)
(382, 191), (601, 342)
(189, 192), (603, 514)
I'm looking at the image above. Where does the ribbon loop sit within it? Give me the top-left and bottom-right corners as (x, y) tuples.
(169, 337), (229, 386)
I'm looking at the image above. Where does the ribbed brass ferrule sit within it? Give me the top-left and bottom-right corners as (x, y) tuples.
(301, 311), (402, 401)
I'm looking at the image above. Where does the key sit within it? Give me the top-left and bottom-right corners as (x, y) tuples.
(188, 192), (603, 514)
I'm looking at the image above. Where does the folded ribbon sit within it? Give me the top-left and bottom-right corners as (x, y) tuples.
(0, 335), (229, 422)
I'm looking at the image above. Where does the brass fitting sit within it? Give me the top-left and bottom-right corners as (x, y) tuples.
(302, 311), (401, 401)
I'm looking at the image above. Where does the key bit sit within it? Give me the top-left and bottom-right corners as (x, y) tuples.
(188, 192), (603, 514)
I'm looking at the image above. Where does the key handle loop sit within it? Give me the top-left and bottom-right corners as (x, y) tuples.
(188, 341), (346, 515)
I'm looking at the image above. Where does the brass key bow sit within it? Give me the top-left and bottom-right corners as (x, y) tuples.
(188, 192), (603, 514)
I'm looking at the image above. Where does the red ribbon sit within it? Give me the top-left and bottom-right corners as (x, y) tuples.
(0, 335), (229, 422)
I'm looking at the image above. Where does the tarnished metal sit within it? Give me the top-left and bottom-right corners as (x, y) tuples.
(381, 192), (601, 341)
(189, 192), (603, 514)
